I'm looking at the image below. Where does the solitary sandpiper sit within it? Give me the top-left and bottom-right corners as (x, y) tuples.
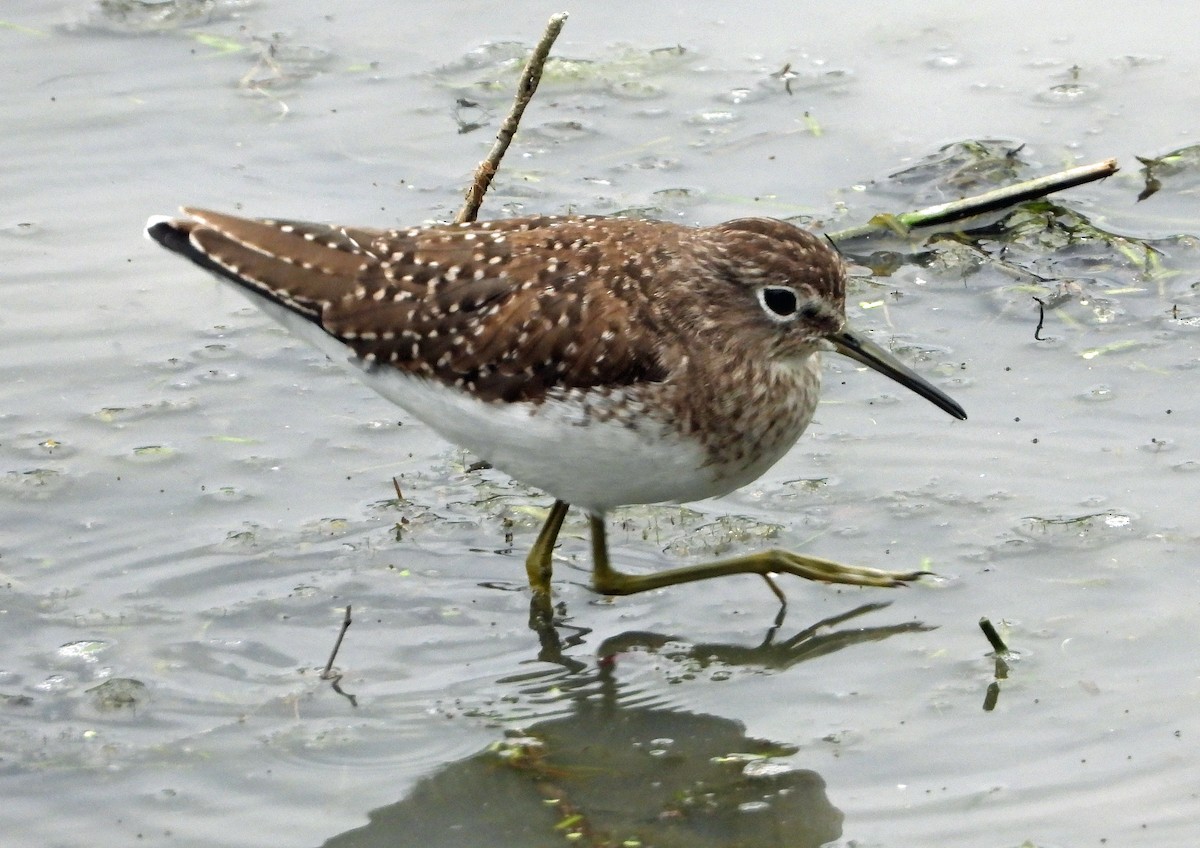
(146, 209), (966, 615)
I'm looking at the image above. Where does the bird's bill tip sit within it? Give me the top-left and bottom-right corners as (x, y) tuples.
(831, 328), (967, 421)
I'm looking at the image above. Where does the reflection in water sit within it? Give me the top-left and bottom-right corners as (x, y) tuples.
(596, 601), (932, 673)
(322, 603), (928, 848)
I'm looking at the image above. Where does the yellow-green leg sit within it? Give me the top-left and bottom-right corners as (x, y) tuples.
(588, 514), (927, 598)
(525, 499), (569, 623)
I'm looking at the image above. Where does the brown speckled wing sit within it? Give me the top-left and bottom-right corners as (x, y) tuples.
(157, 209), (671, 403)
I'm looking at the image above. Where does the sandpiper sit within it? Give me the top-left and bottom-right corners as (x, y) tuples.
(146, 209), (965, 613)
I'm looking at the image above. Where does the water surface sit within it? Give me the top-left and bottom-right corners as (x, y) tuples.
(3, 1), (1198, 846)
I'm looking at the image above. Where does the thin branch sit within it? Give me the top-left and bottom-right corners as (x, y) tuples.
(1032, 296), (1047, 340)
(321, 604), (353, 679)
(829, 158), (1119, 241)
(454, 12), (569, 224)
(320, 605), (357, 705)
(978, 616), (1009, 654)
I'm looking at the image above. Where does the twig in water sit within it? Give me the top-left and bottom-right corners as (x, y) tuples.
(978, 616), (1009, 654)
(1033, 296), (1047, 340)
(979, 617), (1012, 711)
(320, 606), (357, 706)
(454, 12), (569, 224)
(830, 158), (1119, 242)
(322, 605), (353, 679)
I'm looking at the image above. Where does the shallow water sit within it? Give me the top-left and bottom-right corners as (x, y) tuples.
(3, 1), (1199, 846)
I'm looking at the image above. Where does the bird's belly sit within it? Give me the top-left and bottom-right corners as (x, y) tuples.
(361, 367), (737, 511)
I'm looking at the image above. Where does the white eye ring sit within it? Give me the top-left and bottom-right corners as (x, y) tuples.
(758, 285), (800, 322)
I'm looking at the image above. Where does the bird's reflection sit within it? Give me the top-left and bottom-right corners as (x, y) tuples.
(321, 602), (930, 848)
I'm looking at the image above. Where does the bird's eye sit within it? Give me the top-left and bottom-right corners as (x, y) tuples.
(758, 286), (799, 320)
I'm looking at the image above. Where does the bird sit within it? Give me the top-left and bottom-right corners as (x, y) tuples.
(145, 208), (966, 618)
